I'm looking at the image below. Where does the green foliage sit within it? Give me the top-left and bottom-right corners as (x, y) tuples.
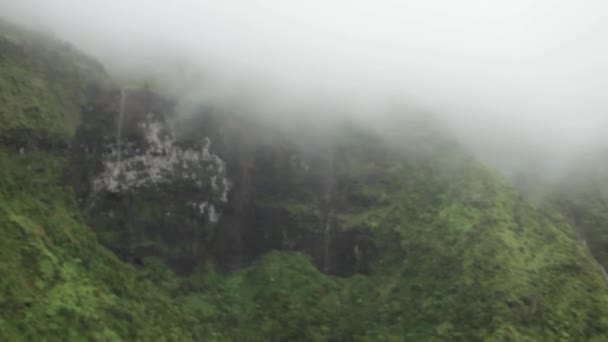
(0, 148), (200, 340)
(3, 18), (608, 342)
(551, 170), (608, 269)
(329, 134), (608, 340)
(0, 18), (107, 143)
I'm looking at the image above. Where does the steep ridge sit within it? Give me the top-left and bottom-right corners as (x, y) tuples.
(550, 164), (608, 274)
(2, 20), (608, 341)
(0, 20), (205, 340)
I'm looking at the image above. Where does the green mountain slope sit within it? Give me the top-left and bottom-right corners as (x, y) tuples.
(551, 165), (608, 270)
(0, 20), (106, 143)
(2, 20), (608, 341)
(0, 148), (202, 340)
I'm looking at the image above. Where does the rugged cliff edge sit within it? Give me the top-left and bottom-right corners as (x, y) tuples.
(2, 20), (608, 341)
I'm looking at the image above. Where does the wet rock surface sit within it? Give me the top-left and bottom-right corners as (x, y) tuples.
(69, 87), (380, 276)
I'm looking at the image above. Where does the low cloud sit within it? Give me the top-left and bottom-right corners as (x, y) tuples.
(3, 0), (608, 178)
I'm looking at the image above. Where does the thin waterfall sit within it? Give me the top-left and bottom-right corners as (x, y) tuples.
(115, 87), (133, 255)
(115, 88), (127, 165)
(581, 239), (608, 283)
(600, 264), (608, 283)
(323, 208), (334, 273)
(574, 215), (608, 284)
(322, 149), (335, 273)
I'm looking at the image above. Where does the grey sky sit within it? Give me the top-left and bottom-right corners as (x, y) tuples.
(3, 1), (608, 176)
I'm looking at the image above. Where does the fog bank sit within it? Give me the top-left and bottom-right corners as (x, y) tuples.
(3, 0), (608, 177)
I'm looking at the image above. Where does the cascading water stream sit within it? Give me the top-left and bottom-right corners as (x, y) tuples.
(573, 213), (608, 284)
(570, 215), (608, 283)
(114, 87), (133, 254)
(581, 239), (608, 283)
(600, 262), (608, 283)
(322, 149), (335, 273)
(323, 208), (334, 273)
(115, 88), (127, 166)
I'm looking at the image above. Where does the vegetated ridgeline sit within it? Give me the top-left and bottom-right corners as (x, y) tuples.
(2, 19), (608, 341)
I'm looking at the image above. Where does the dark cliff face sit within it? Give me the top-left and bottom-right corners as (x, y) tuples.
(70, 87), (381, 276)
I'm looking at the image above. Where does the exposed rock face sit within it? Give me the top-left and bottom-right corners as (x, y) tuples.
(96, 121), (228, 195)
(69, 89), (230, 274)
(94, 119), (230, 224)
(70, 87), (376, 275)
